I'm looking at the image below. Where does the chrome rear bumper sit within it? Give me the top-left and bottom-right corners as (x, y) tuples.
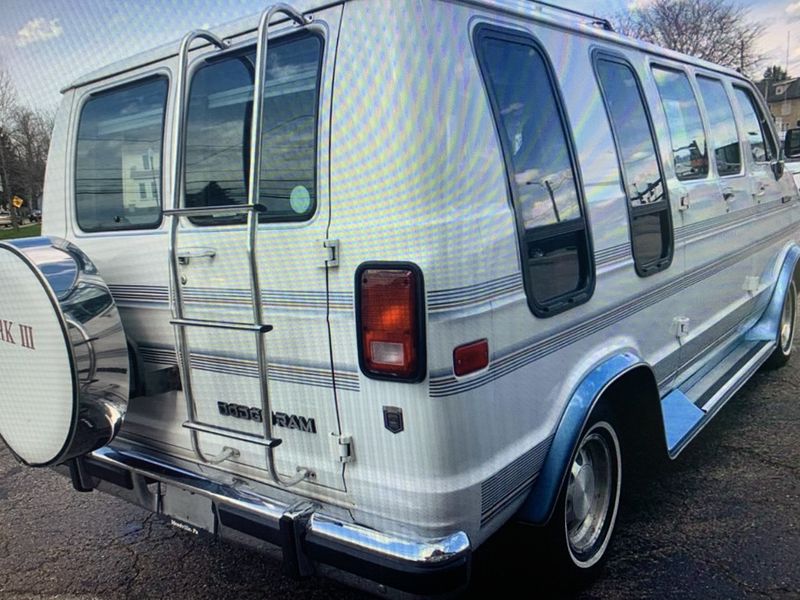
(78, 447), (471, 595)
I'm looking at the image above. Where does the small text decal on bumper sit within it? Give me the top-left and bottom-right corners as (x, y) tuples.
(169, 519), (199, 535)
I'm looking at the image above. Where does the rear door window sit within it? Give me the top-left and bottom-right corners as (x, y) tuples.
(652, 66), (709, 181)
(184, 33), (323, 224)
(594, 55), (673, 276)
(475, 27), (594, 317)
(696, 76), (742, 176)
(732, 86), (777, 164)
(75, 76), (167, 232)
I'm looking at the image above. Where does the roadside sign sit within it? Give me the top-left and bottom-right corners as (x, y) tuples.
(11, 196), (24, 209)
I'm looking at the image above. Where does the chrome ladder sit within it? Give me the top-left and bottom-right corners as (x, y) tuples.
(166, 4), (311, 486)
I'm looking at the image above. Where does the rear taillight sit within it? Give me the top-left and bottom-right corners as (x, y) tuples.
(357, 264), (425, 381)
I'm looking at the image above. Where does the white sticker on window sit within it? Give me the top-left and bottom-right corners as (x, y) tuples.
(289, 186), (311, 214)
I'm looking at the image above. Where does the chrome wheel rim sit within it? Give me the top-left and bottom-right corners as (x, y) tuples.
(565, 422), (620, 568)
(780, 283), (796, 354)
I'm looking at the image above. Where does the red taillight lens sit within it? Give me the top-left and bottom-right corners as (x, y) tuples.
(358, 267), (423, 380)
(453, 339), (489, 376)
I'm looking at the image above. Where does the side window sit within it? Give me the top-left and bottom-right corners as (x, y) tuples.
(595, 56), (673, 276)
(652, 66), (709, 181)
(696, 76), (742, 176)
(184, 33), (323, 224)
(733, 86), (777, 164)
(75, 76), (167, 232)
(475, 28), (593, 317)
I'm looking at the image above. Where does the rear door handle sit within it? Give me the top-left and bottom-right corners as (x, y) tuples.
(177, 247), (217, 265)
(722, 187), (735, 200)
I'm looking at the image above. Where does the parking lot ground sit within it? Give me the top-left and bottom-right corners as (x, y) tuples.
(0, 355), (798, 599)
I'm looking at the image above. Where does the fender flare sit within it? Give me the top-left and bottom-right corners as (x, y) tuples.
(747, 243), (800, 343)
(516, 352), (650, 525)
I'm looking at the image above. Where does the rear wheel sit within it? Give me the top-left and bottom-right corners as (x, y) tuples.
(764, 280), (796, 370)
(542, 410), (622, 586)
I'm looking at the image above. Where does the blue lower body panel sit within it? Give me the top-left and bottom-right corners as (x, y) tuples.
(661, 390), (704, 453)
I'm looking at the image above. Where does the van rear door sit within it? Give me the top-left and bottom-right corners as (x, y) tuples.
(70, 8), (346, 492)
(173, 11), (345, 490)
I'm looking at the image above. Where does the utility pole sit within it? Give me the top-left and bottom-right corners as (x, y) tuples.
(787, 32), (791, 77)
(740, 39), (745, 73)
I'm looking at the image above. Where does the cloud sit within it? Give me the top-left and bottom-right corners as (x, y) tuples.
(15, 18), (63, 48)
(787, 2), (800, 17)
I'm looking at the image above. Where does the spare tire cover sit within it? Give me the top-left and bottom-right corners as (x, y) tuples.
(0, 236), (129, 466)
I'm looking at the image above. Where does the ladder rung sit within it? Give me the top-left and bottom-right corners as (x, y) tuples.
(164, 203), (266, 217)
(172, 318), (273, 333)
(183, 421), (282, 448)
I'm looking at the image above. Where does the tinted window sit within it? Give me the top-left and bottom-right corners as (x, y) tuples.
(596, 58), (672, 276)
(476, 30), (593, 315)
(596, 60), (664, 207)
(185, 34), (322, 224)
(480, 40), (581, 230)
(733, 86), (775, 163)
(75, 77), (167, 232)
(631, 211), (670, 266)
(697, 77), (741, 176)
(786, 128), (800, 158)
(652, 67), (709, 180)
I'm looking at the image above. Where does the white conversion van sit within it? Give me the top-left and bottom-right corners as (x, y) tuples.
(1, 0), (798, 595)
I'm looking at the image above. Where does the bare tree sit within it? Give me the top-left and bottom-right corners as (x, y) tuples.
(10, 107), (52, 216)
(0, 65), (53, 229)
(763, 65), (789, 83)
(0, 67), (18, 227)
(615, 0), (764, 75)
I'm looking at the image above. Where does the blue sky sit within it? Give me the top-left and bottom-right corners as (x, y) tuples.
(1, 0), (799, 110)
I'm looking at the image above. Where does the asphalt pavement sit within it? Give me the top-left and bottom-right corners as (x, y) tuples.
(0, 356), (798, 599)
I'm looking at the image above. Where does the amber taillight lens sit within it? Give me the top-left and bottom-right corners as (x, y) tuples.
(358, 267), (424, 380)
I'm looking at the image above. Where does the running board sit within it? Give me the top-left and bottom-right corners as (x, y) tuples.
(661, 339), (774, 458)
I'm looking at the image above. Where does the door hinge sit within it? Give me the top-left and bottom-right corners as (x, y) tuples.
(337, 435), (354, 463)
(672, 316), (690, 340)
(318, 239), (339, 268)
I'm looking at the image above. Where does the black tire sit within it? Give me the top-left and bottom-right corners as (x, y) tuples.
(540, 407), (623, 589)
(764, 280), (796, 370)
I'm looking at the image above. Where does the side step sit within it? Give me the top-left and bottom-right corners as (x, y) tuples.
(182, 421), (282, 449)
(171, 317), (273, 333)
(661, 339), (773, 457)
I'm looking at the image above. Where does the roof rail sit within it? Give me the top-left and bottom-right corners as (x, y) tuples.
(530, 1), (614, 32)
